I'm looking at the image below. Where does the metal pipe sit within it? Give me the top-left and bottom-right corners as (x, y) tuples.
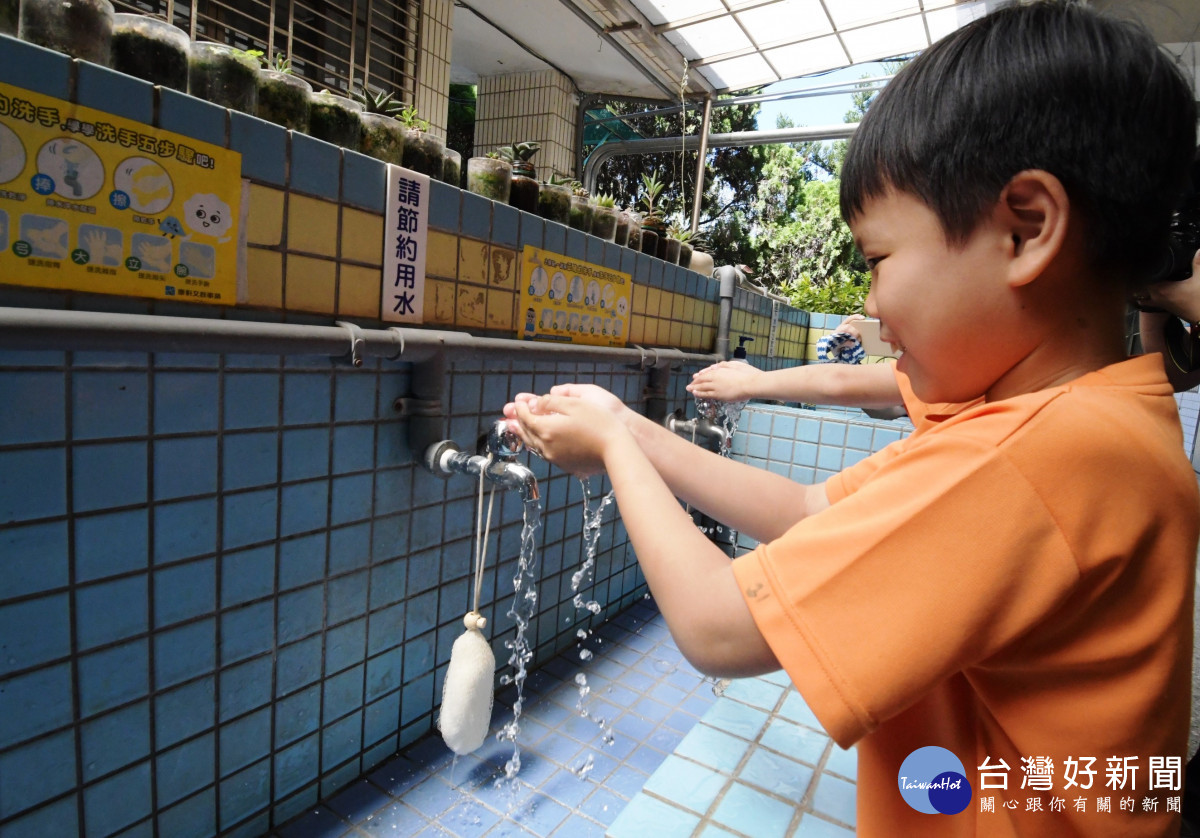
(689, 96), (713, 235)
(582, 123), (858, 193)
(714, 264), (739, 359)
(0, 307), (719, 367)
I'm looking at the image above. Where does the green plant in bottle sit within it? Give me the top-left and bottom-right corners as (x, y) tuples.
(255, 51), (311, 131)
(499, 142), (541, 213)
(639, 172), (667, 257)
(353, 85), (407, 165)
(590, 192), (619, 242)
(568, 181), (593, 232)
(396, 105), (443, 178)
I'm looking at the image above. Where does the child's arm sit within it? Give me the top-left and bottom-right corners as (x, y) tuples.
(688, 360), (904, 408)
(506, 385), (829, 544)
(511, 393), (780, 677)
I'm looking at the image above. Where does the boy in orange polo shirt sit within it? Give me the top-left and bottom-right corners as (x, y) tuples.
(506, 2), (1199, 834)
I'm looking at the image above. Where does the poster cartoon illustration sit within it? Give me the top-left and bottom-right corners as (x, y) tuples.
(0, 80), (242, 304)
(517, 244), (630, 347)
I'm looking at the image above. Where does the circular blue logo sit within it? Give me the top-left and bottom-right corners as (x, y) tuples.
(898, 746), (972, 815)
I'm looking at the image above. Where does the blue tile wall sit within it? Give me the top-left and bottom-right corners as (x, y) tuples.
(0, 342), (659, 836)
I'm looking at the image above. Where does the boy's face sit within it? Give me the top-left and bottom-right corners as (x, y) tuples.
(852, 188), (1017, 404)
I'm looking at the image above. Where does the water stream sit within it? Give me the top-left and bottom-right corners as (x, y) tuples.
(570, 479), (618, 773)
(492, 497), (543, 796)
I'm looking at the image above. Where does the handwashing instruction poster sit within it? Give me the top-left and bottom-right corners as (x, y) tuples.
(0, 81), (243, 304)
(517, 245), (630, 347)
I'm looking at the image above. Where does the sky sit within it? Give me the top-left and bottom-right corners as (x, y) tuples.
(754, 61), (890, 130)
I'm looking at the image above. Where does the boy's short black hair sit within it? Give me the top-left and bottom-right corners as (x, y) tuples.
(840, 0), (1197, 283)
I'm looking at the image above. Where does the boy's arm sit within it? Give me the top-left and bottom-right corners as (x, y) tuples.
(512, 394), (780, 677)
(689, 360), (904, 408)
(508, 385), (830, 543)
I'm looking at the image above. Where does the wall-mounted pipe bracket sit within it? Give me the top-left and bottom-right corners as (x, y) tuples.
(334, 321), (368, 367)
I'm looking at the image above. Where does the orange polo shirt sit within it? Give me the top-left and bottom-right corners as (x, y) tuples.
(734, 354), (1198, 836)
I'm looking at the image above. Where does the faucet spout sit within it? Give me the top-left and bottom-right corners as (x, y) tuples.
(663, 412), (729, 450)
(423, 439), (541, 502)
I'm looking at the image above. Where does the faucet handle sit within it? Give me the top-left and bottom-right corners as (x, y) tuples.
(485, 419), (524, 460)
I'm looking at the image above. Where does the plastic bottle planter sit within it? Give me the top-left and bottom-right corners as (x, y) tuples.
(466, 157), (512, 203)
(679, 241), (693, 270)
(441, 148), (462, 187)
(663, 237), (681, 265)
(0, 0), (16, 35)
(19, 0), (113, 65)
(626, 215), (643, 251)
(614, 212), (631, 248)
(590, 205), (619, 242)
(189, 42), (258, 114)
(689, 249), (715, 276)
(359, 113), (406, 165)
(110, 14), (188, 91)
(308, 90), (362, 149)
(401, 128), (445, 179)
(639, 221), (662, 257)
(256, 69), (311, 132)
(568, 195), (592, 232)
(509, 174), (538, 213)
(537, 182), (570, 225)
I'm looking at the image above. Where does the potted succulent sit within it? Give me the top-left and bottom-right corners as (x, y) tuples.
(189, 42), (260, 113)
(441, 148), (462, 186)
(256, 53), (311, 132)
(353, 85), (406, 165)
(20, 0), (113, 64)
(498, 142), (541, 214)
(590, 193), (619, 242)
(638, 172), (667, 257)
(466, 149), (512, 203)
(308, 88), (363, 149)
(537, 174), (572, 225)
(568, 181), (592, 232)
(1, 0), (16, 35)
(397, 105), (444, 179)
(111, 13), (188, 91)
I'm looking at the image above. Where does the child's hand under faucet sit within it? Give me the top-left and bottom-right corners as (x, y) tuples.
(504, 387), (634, 477)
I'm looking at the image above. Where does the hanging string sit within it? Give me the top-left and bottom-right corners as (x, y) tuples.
(472, 455), (497, 616)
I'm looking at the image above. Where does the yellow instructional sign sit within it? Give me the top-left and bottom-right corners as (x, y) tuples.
(0, 81), (242, 304)
(517, 245), (630, 347)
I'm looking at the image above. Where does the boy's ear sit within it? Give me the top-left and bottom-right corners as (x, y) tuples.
(996, 169), (1070, 287)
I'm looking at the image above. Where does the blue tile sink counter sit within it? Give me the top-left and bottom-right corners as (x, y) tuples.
(264, 601), (856, 838)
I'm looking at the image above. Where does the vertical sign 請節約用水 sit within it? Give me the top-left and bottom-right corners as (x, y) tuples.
(383, 164), (429, 323)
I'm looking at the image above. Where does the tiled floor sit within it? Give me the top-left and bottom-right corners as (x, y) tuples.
(270, 601), (857, 837)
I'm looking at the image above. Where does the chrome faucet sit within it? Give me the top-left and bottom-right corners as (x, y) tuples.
(663, 410), (729, 450)
(423, 420), (540, 502)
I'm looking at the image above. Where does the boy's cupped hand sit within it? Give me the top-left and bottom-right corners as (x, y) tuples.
(503, 384), (632, 476)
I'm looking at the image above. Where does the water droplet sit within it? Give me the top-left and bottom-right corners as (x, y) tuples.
(711, 678), (731, 697)
(576, 628), (589, 639)
(499, 674), (512, 685)
(574, 753), (595, 780)
(574, 673), (588, 686)
(579, 648), (593, 661)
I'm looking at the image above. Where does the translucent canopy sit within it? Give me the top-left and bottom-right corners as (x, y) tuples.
(634, 0), (992, 91)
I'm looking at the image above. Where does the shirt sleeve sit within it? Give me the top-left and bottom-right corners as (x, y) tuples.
(733, 433), (1081, 748)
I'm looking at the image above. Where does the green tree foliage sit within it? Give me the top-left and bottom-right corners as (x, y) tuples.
(751, 63), (907, 315)
(583, 95), (768, 269)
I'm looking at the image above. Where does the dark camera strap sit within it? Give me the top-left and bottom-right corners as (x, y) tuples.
(1162, 315), (1200, 374)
